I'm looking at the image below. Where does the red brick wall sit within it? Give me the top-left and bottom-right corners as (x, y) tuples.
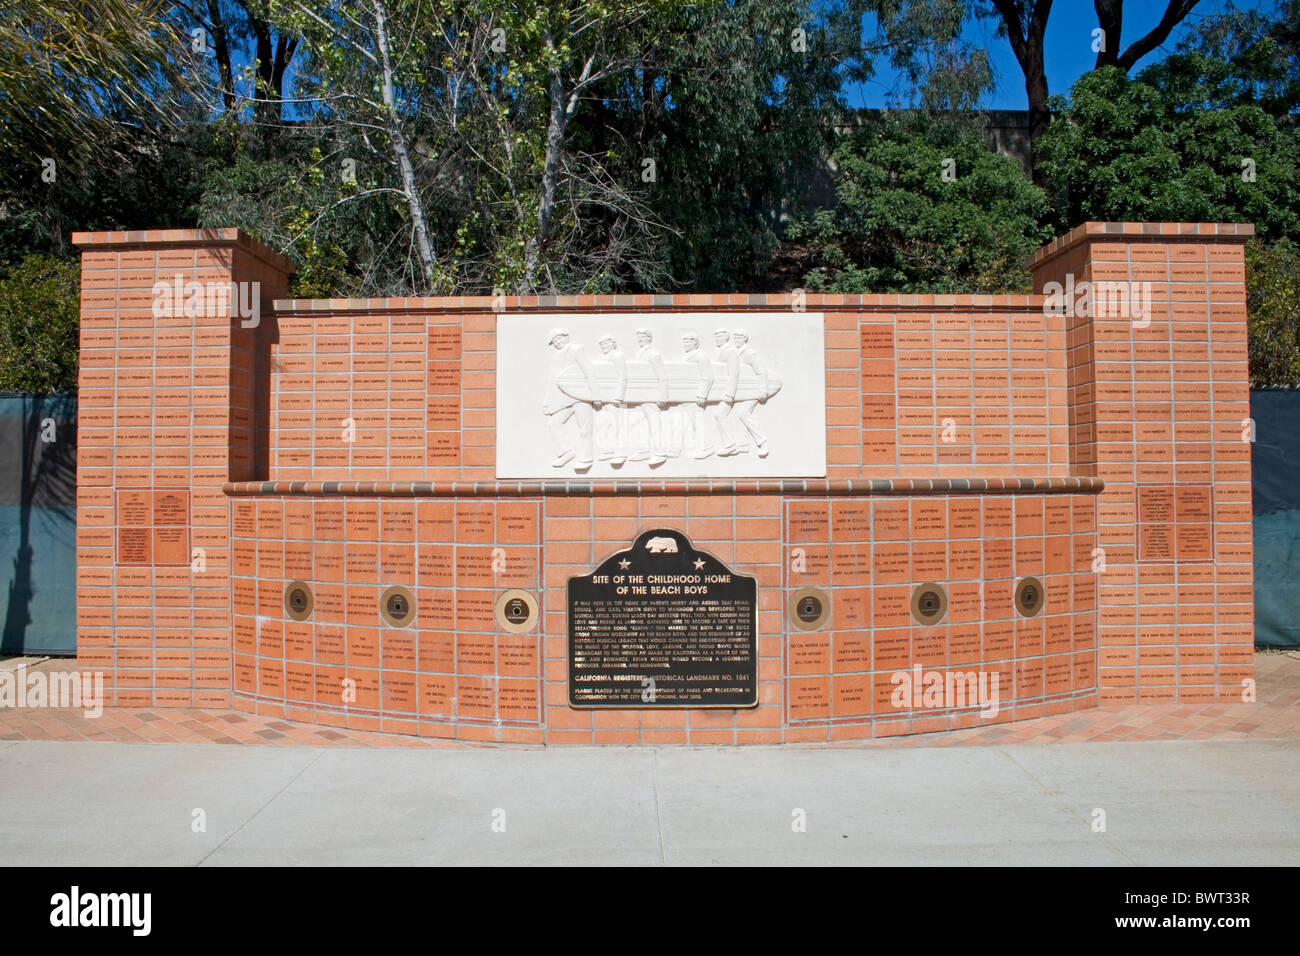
(268, 300), (1070, 481)
(73, 230), (292, 707)
(225, 484), (1097, 743)
(1029, 224), (1254, 705)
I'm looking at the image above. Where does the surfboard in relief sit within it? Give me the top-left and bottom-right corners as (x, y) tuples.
(556, 361), (782, 404)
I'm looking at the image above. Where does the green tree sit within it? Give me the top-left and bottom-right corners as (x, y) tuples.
(268, 0), (694, 294)
(0, 256), (80, 395)
(977, 0), (1206, 178)
(0, 120), (212, 263)
(1037, 66), (1300, 240)
(622, 0), (858, 291)
(1246, 238), (1300, 386)
(251, 0), (999, 295)
(0, 0), (193, 180)
(0, 0), (213, 264)
(1146, 0), (1300, 116)
(501, 0), (989, 293)
(174, 0), (301, 120)
(785, 111), (1052, 293)
(194, 120), (392, 296)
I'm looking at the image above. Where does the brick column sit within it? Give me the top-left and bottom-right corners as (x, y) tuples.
(1030, 223), (1254, 704)
(72, 229), (292, 706)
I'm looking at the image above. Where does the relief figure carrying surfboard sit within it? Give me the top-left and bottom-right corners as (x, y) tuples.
(543, 327), (600, 470)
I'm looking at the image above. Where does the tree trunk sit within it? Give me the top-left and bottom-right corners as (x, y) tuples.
(1024, 39), (1051, 184)
(523, 35), (569, 293)
(273, 35), (298, 104)
(1114, 1), (1202, 71)
(253, 18), (274, 123)
(249, 20), (298, 124)
(372, 0), (437, 289)
(1093, 0), (1124, 68)
(990, 0), (1053, 184)
(206, 0), (235, 111)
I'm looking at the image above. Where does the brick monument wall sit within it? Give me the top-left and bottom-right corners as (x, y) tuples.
(71, 223), (1253, 742)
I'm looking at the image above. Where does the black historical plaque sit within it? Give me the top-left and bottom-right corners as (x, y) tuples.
(568, 529), (758, 708)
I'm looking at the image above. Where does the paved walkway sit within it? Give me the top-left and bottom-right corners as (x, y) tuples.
(2, 651), (1297, 749)
(0, 737), (1295, 865)
(0, 652), (1296, 865)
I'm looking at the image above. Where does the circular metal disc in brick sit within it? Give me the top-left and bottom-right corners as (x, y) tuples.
(910, 583), (947, 625)
(284, 581), (313, 621)
(788, 587), (831, 631)
(495, 589), (538, 633)
(380, 584), (416, 627)
(1015, 576), (1045, 617)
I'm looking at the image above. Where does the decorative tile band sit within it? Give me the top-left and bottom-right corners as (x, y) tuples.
(224, 476), (1105, 498)
(272, 294), (1046, 312)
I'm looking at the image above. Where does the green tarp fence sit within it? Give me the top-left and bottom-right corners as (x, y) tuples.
(0, 394), (77, 655)
(1251, 388), (1300, 647)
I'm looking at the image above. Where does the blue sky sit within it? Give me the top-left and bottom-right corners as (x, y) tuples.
(229, 0), (1271, 118)
(846, 0), (1269, 109)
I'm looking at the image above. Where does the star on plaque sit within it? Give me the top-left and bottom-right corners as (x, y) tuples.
(693, 558), (706, 570)
(618, 558), (631, 569)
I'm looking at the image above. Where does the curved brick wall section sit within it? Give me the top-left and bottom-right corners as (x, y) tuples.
(268, 296), (1074, 482)
(226, 486), (1098, 743)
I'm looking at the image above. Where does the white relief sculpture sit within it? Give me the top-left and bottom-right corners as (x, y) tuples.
(721, 328), (771, 458)
(595, 334), (628, 467)
(632, 328), (669, 467)
(680, 332), (720, 459)
(645, 536), (678, 553)
(545, 323), (783, 474)
(711, 328), (740, 456)
(543, 327), (599, 471)
(499, 313), (823, 480)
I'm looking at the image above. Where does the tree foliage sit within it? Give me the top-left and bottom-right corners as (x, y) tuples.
(1247, 238), (1300, 386)
(176, 0), (301, 120)
(256, 0), (696, 295)
(1, 122), (211, 262)
(1037, 66), (1300, 240)
(628, 0), (857, 291)
(786, 111), (1052, 293)
(1, 0), (1299, 308)
(1146, 0), (1300, 116)
(0, 255), (80, 394)
(192, 0), (1002, 295)
(0, 0), (195, 181)
(965, 0), (1205, 178)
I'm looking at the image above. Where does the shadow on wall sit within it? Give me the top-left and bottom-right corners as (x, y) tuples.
(0, 394), (77, 655)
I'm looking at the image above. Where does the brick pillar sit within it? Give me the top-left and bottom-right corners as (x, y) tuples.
(72, 229), (292, 706)
(1030, 223), (1254, 705)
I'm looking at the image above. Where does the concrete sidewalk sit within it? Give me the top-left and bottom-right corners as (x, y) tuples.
(7, 651), (1299, 748)
(1, 738), (1295, 865)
